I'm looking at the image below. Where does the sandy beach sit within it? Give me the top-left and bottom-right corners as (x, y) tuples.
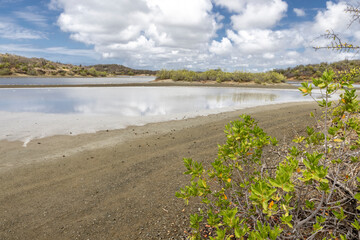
(0, 101), (319, 239)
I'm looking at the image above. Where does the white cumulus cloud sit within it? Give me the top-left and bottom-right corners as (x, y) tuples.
(212, 0), (245, 13)
(209, 37), (232, 55)
(293, 8), (306, 17)
(213, 0), (288, 30)
(43, 0), (360, 71)
(215, 1), (360, 70)
(50, 0), (218, 68)
(312, 1), (352, 33)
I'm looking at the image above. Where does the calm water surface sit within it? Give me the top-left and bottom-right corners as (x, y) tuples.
(0, 86), (318, 143)
(0, 76), (155, 85)
(0, 87), (310, 115)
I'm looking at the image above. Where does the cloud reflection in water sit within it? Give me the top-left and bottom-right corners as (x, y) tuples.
(0, 86), (310, 143)
(0, 87), (281, 115)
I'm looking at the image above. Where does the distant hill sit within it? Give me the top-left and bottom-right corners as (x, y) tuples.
(0, 53), (156, 77)
(274, 59), (360, 81)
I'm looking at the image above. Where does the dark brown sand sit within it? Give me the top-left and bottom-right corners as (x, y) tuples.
(0, 101), (318, 239)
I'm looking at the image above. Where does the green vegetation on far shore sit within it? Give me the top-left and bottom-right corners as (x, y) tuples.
(274, 59), (360, 82)
(156, 69), (287, 84)
(157, 59), (360, 84)
(3, 52), (360, 83)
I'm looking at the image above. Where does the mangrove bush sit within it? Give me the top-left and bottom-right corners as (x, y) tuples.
(176, 69), (360, 239)
(156, 69), (287, 84)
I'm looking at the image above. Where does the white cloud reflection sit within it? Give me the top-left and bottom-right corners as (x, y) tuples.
(0, 86), (315, 144)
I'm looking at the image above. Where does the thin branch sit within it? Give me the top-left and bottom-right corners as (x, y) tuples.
(313, 30), (360, 53)
(293, 192), (326, 232)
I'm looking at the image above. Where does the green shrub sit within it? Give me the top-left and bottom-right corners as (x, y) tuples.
(155, 69), (286, 84)
(87, 67), (98, 77)
(98, 71), (107, 77)
(79, 70), (87, 76)
(263, 71), (286, 83)
(156, 69), (172, 79)
(172, 71), (184, 81)
(58, 70), (66, 76)
(45, 64), (56, 70)
(253, 73), (265, 84)
(21, 66), (28, 72)
(203, 69), (219, 81)
(36, 69), (45, 75)
(0, 62), (10, 69)
(26, 69), (37, 76)
(67, 71), (75, 76)
(233, 71), (253, 82)
(177, 69), (360, 239)
(0, 68), (11, 75)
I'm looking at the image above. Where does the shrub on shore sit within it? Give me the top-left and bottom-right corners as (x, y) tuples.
(156, 69), (287, 84)
(177, 69), (360, 239)
(0, 68), (11, 76)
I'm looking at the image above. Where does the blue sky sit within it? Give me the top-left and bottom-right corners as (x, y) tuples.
(0, 0), (359, 71)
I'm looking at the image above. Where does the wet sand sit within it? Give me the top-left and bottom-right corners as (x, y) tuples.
(0, 101), (318, 239)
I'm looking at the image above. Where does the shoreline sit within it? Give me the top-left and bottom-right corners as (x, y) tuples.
(0, 80), (358, 89)
(0, 81), (299, 89)
(0, 101), (319, 239)
(0, 74), (156, 78)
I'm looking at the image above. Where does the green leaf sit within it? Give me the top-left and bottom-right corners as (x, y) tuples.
(332, 208), (346, 221)
(318, 83), (326, 88)
(234, 225), (248, 238)
(316, 215), (326, 224)
(355, 193), (360, 201)
(313, 222), (323, 232)
(318, 182), (330, 193)
(328, 127), (338, 136)
(190, 213), (203, 230)
(284, 193), (292, 203)
(340, 234), (348, 240)
(351, 219), (360, 230)
(280, 214), (293, 228)
(305, 200), (315, 210)
(249, 180), (277, 212)
(214, 228), (226, 240)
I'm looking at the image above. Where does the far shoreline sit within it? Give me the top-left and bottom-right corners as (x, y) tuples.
(0, 74), (155, 78)
(0, 79), (300, 89)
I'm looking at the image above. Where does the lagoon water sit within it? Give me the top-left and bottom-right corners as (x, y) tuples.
(0, 76), (155, 85)
(0, 86), (318, 145)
